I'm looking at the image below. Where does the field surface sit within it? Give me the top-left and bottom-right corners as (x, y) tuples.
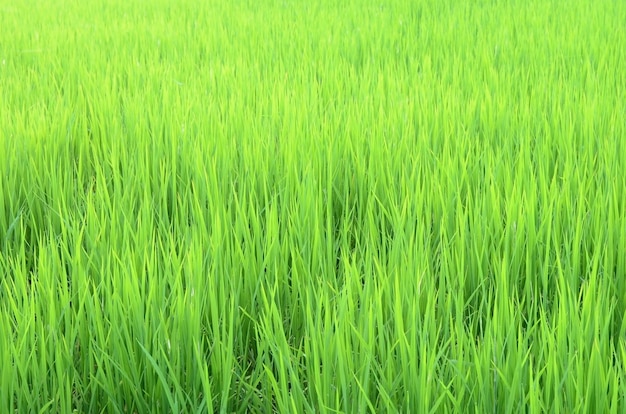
(1, 0), (626, 412)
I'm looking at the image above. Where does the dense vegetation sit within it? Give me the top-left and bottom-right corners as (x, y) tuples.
(1, 0), (625, 412)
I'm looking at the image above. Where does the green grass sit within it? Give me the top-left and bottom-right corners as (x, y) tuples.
(1, 0), (625, 412)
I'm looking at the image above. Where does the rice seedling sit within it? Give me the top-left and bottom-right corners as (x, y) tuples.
(1, 0), (625, 412)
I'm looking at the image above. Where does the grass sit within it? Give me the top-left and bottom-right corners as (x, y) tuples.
(1, 0), (625, 412)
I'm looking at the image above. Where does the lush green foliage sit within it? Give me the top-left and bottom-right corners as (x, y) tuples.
(1, 0), (625, 412)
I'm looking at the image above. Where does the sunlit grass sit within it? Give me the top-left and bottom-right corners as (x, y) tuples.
(1, 0), (625, 412)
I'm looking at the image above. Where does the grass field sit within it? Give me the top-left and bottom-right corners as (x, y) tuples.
(1, 0), (626, 412)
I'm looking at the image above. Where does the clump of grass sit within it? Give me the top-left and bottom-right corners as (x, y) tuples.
(1, 0), (625, 412)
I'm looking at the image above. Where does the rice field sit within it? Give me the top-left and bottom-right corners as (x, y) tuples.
(1, 0), (626, 412)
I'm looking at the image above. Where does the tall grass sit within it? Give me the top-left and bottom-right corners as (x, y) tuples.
(1, 0), (625, 412)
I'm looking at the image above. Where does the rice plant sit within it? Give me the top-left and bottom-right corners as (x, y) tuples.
(1, 0), (625, 412)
